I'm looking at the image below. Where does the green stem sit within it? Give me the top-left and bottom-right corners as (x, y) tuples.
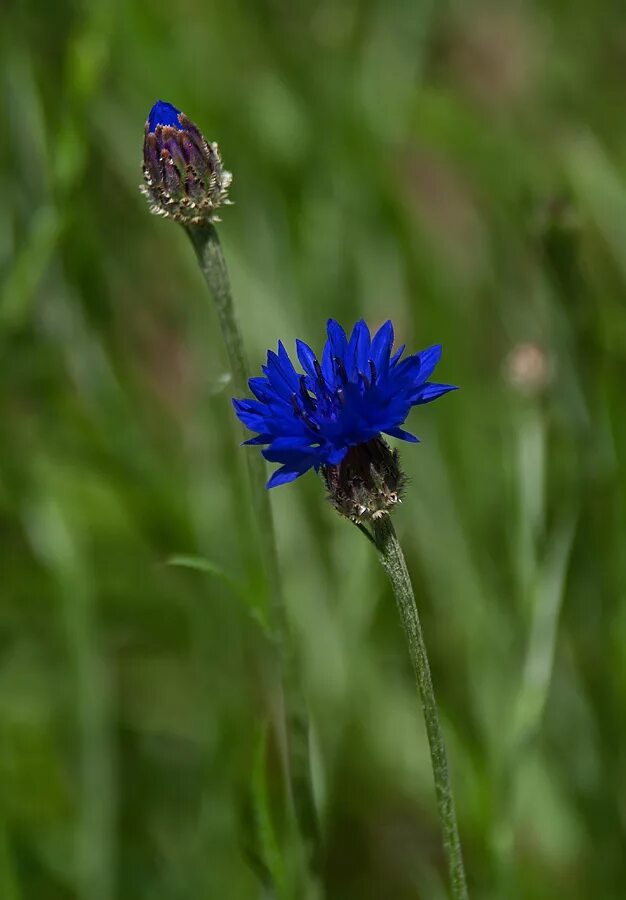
(372, 515), (468, 900)
(185, 223), (319, 880)
(186, 223), (283, 629)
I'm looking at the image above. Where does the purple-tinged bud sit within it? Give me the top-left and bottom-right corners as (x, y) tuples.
(141, 100), (232, 225)
(160, 149), (184, 200)
(323, 437), (406, 522)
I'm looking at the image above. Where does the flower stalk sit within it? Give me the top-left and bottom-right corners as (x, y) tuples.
(372, 515), (469, 900)
(142, 101), (318, 887)
(185, 223), (320, 874)
(186, 223), (284, 620)
(186, 222), (296, 704)
(229, 308), (460, 886)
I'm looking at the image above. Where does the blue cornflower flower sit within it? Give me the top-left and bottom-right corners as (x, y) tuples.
(141, 100), (232, 225)
(233, 319), (456, 518)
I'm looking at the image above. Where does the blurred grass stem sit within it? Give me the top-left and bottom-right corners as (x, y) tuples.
(373, 515), (468, 900)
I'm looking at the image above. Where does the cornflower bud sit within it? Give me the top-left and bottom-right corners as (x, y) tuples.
(141, 99), (232, 225)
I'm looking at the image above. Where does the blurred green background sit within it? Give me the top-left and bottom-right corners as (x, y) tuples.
(2, 0), (626, 897)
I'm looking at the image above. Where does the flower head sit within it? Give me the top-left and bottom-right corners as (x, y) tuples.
(141, 100), (232, 225)
(233, 319), (456, 517)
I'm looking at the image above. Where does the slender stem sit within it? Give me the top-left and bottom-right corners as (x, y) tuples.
(185, 223), (319, 875)
(372, 515), (469, 900)
(185, 223), (287, 630)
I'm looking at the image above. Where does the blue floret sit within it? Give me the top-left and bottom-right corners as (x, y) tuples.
(233, 319), (457, 488)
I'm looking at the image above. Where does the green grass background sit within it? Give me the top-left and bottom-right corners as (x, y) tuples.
(2, 0), (626, 897)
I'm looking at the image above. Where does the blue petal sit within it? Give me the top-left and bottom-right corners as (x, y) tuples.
(384, 425), (420, 443)
(277, 340), (299, 385)
(264, 349), (298, 400)
(393, 344), (442, 386)
(296, 339), (318, 378)
(321, 320), (346, 387)
(232, 398), (268, 431)
(391, 354), (421, 384)
(371, 321), (394, 375)
(390, 344), (405, 367)
(262, 436), (315, 464)
(320, 339), (334, 386)
(248, 376), (273, 402)
(148, 100), (184, 132)
(346, 319), (370, 378)
(266, 462), (312, 489)
(411, 382), (458, 405)
(243, 433), (273, 445)
(415, 344), (442, 383)
(326, 319), (349, 359)
(234, 397), (266, 415)
(353, 320), (372, 377)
